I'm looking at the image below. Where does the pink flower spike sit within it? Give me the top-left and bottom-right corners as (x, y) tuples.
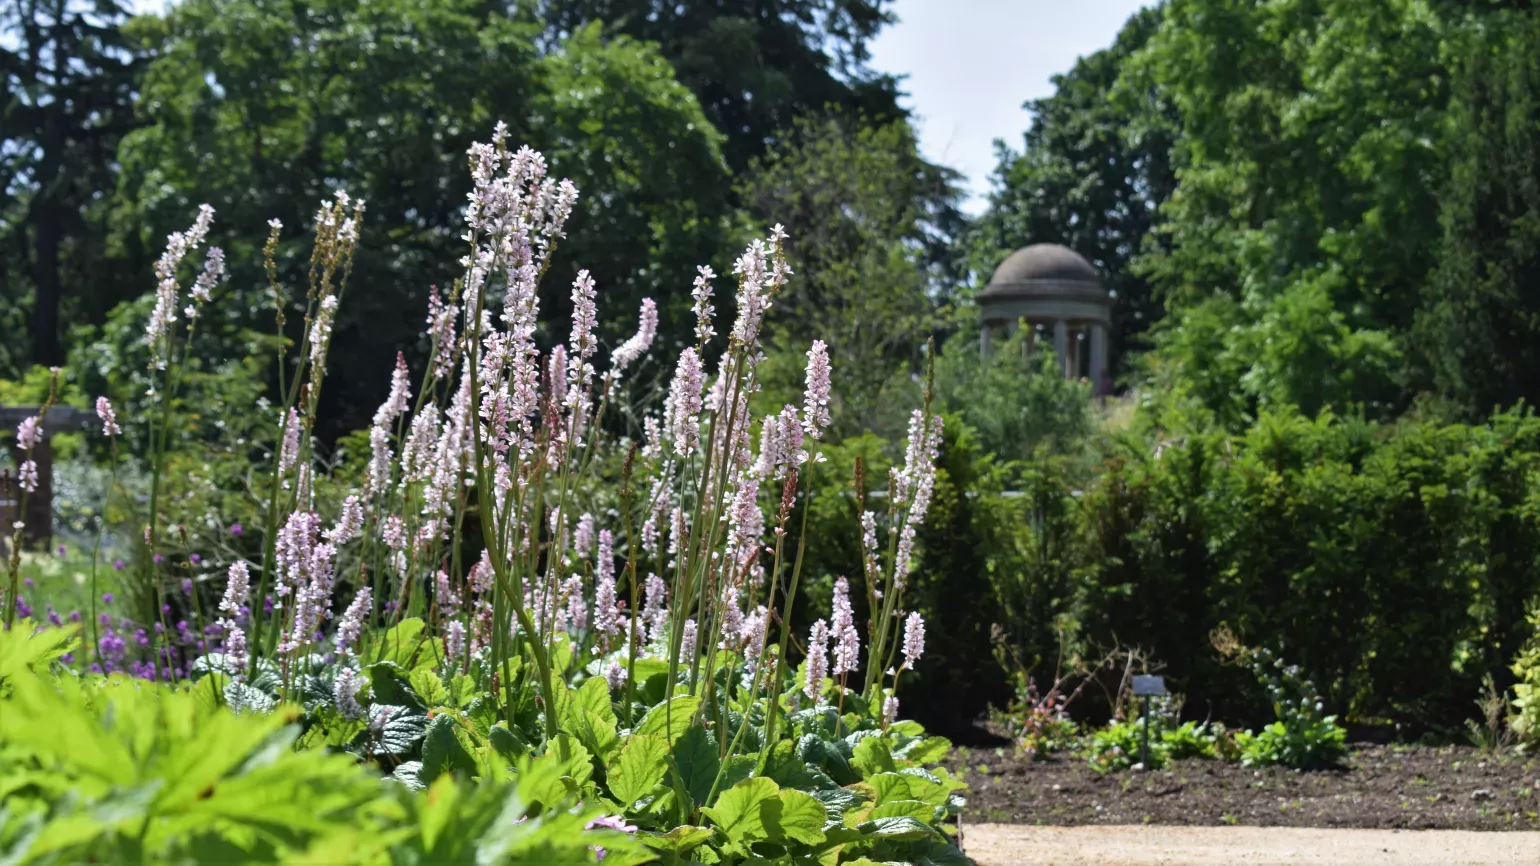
(95, 398), (121, 437)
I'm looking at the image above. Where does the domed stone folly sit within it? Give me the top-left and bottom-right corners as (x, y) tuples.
(978, 243), (1111, 394)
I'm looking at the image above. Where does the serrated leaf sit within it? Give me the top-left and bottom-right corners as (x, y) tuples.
(573, 675), (618, 727)
(369, 617), (426, 668)
(867, 799), (936, 822)
(421, 714), (477, 783)
(223, 682), (275, 715)
(570, 706), (621, 767)
(718, 754), (756, 794)
(636, 694), (699, 745)
(899, 736), (951, 764)
(548, 732), (594, 787)
(670, 725), (720, 809)
(409, 669), (449, 707)
(851, 737), (896, 776)
(366, 661), (424, 711)
(489, 723), (532, 760)
(766, 787), (827, 846)
(639, 824), (715, 853)
(701, 776), (779, 847)
(610, 733), (670, 808)
(372, 705), (428, 756)
(856, 815), (935, 842)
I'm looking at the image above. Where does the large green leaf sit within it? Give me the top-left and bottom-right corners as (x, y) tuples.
(570, 706), (621, 767)
(635, 694), (699, 745)
(701, 776), (779, 848)
(369, 618), (426, 669)
(670, 724), (720, 809)
(766, 787), (827, 846)
(638, 825), (715, 854)
(851, 736), (897, 776)
(421, 714), (478, 783)
(855, 816), (935, 842)
(572, 675), (618, 727)
(409, 669), (449, 708)
(608, 734), (670, 808)
(898, 736), (951, 764)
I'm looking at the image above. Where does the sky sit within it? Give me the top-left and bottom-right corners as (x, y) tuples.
(868, 0), (1153, 214)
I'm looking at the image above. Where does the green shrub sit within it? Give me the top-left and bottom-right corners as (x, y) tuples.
(1216, 629), (1347, 770)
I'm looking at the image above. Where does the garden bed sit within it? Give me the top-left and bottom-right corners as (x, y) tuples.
(950, 742), (1540, 830)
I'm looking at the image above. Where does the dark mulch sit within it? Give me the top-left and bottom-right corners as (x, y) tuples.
(949, 743), (1540, 830)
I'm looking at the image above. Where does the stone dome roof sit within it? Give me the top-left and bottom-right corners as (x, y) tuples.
(980, 243), (1106, 300)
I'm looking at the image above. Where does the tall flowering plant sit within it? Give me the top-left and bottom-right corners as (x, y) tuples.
(7, 125), (965, 863)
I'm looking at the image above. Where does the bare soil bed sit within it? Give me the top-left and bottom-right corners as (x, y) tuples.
(948, 743), (1540, 830)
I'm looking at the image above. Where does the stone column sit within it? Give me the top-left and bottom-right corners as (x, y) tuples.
(980, 321), (992, 357)
(1089, 322), (1108, 395)
(1052, 319), (1069, 377)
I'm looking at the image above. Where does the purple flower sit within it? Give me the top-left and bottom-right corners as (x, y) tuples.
(263, 595), (274, 615)
(180, 578), (194, 596)
(47, 609), (62, 627)
(102, 592), (114, 604)
(153, 554), (165, 564)
(112, 560), (123, 571)
(96, 396), (121, 437)
(55, 544), (66, 556)
(189, 553), (201, 565)
(586, 815), (637, 833)
(15, 597), (31, 619)
(230, 523), (243, 536)
(335, 587), (372, 655)
(805, 619), (829, 702)
(830, 577), (860, 677)
(665, 348), (704, 456)
(68, 610), (80, 623)
(22, 578), (33, 589)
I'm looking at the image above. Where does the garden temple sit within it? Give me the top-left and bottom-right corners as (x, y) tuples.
(978, 243), (1112, 395)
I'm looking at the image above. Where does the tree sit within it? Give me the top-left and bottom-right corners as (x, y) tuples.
(537, 0), (905, 172)
(112, 0), (731, 434)
(1416, 8), (1540, 416)
(1, 0), (141, 370)
(1130, 0), (1450, 426)
(737, 111), (962, 436)
(963, 6), (1176, 383)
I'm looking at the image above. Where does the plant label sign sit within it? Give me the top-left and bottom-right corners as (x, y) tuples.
(1132, 675), (1167, 697)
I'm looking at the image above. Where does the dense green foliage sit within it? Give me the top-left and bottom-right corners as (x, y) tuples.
(978, 407), (1540, 732)
(975, 0), (1540, 424)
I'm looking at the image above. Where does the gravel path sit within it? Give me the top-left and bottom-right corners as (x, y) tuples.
(961, 823), (1540, 865)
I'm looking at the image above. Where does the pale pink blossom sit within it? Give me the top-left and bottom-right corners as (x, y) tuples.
(95, 397), (120, 437)
(902, 611), (926, 668)
(666, 348), (705, 456)
(17, 460), (38, 493)
(691, 265), (716, 346)
(609, 298), (657, 377)
(15, 416), (41, 450)
(831, 577), (860, 677)
(805, 619), (829, 702)
(802, 341), (831, 438)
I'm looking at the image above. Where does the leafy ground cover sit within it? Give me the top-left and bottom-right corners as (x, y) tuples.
(951, 742), (1540, 831)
